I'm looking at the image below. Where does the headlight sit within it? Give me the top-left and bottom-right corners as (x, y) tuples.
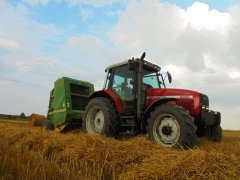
(201, 105), (209, 110)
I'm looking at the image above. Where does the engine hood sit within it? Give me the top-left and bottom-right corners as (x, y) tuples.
(147, 88), (200, 98)
(146, 88), (201, 116)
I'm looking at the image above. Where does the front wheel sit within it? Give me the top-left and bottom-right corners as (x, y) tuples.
(206, 125), (222, 142)
(147, 105), (197, 148)
(83, 97), (119, 137)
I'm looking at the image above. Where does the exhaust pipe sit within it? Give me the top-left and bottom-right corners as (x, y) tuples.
(137, 52), (146, 124)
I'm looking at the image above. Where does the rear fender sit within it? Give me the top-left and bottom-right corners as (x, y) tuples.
(89, 89), (124, 113)
(141, 98), (177, 132)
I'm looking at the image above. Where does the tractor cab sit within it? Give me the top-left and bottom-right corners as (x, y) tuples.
(103, 59), (171, 114)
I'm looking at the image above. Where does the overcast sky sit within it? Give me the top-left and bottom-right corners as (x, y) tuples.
(0, 0), (239, 130)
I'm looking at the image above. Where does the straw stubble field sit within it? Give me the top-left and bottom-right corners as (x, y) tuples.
(0, 119), (240, 179)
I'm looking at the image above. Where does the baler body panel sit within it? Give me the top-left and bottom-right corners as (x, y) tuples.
(47, 77), (94, 129)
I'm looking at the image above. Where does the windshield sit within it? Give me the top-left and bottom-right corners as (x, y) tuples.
(143, 70), (164, 88)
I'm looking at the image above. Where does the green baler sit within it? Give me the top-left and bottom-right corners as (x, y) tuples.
(45, 77), (94, 132)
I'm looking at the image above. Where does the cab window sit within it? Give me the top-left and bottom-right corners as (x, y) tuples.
(111, 65), (134, 99)
(143, 73), (161, 88)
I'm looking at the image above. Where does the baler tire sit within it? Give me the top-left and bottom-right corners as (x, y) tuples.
(147, 105), (197, 148)
(41, 119), (54, 130)
(83, 97), (119, 137)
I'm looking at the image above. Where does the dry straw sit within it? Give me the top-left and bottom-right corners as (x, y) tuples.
(28, 113), (46, 126)
(0, 120), (240, 179)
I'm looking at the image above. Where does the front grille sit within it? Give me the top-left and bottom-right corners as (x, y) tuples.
(71, 95), (89, 110)
(70, 84), (89, 96)
(200, 94), (209, 106)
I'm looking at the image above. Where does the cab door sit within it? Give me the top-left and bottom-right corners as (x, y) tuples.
(108, 65), (136, 114)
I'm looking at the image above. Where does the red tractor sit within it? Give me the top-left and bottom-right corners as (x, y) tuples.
(83, 53), (222, 148)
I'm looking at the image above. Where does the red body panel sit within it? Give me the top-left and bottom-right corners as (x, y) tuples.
(92, 89), (124, 113)
(93, 88), (201, 116)
(146, 88), (201, 116)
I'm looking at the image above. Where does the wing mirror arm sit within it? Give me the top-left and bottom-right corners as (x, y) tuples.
(167, 72), (172, 84)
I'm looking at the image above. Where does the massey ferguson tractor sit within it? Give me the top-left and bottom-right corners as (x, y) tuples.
(44, 52), (222, 148)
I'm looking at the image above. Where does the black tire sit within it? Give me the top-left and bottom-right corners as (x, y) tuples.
(83, 97), (119, 137)
(206, 125), (222, 142)
(205, 112), (222, 142)
(147, 105), (197, 148)
(196, 123), (206, 137)
(41, 119), (54, 130)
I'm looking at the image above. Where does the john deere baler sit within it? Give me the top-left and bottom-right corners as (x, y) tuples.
(46, 77), (94, 132)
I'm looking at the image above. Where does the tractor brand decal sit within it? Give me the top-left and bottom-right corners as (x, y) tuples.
(147, 95), (193, 100)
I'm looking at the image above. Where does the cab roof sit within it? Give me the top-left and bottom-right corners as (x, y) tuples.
(105, 59), (161, 72)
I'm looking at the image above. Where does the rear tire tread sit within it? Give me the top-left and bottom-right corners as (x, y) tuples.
(83, 97), (119, 137)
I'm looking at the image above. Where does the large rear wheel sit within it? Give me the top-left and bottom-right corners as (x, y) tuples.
(147, 105), (197, 148)
(83, 97), (119, 137)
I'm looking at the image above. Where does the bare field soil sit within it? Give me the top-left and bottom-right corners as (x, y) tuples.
(0, 120), (240, 179)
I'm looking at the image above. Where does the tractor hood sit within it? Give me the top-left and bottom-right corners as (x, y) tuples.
(146, 88), (200, 98)
(146, 88), (203, 116)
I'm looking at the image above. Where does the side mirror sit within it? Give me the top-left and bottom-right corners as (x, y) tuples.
(167, 72), (172, 84)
